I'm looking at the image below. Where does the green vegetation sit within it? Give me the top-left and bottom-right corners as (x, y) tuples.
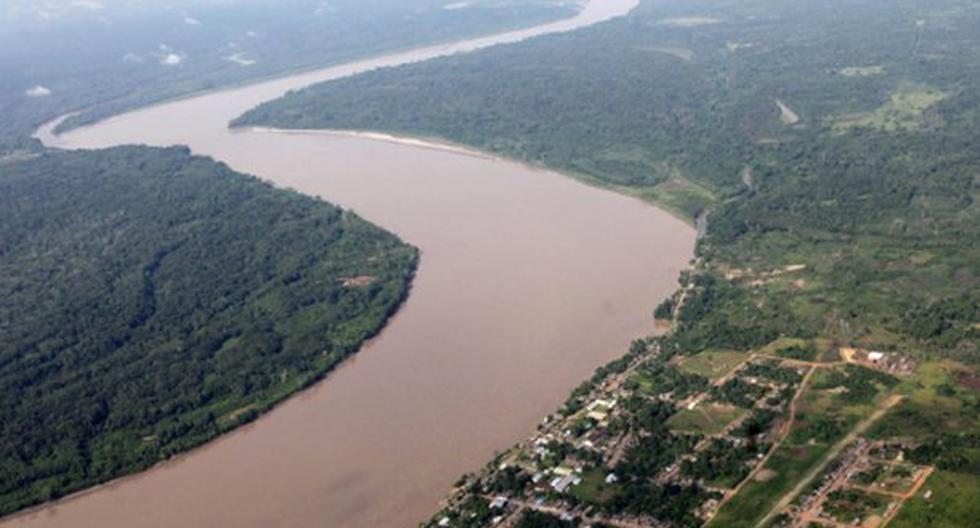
(515, 510), (575, 528)
(568, 469), (617, 506)
(708, 444), (827, 528)
(821, 488), (889, 523)
(628, 360), (709, 401)
(890, 470), (980, 528)
(674, 350), (748, 381)
(710, 362), (887, 527)
(667, 404), (747, 436)
(0, 146), (417, 516)
(831, 84), (950, 133)
(682, 438), (765, 488)
(810, 365), (898, 406)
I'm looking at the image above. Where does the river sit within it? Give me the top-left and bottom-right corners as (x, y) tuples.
(13, 1), (695, 526)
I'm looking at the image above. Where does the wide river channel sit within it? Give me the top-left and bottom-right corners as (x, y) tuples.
(15, 1), (695, 526)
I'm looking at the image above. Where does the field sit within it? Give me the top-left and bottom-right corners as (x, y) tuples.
(832, 84), (950, 133)
(675, 350), (750, 381)
(889, 471), (980, 528)
(667, 403), (747, 436)
(708, 444), (828, 527)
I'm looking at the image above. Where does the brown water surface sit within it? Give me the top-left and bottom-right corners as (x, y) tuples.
(13, 1), (695, 526)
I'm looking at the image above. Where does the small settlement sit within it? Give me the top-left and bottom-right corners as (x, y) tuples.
(423, 321), (924, 528)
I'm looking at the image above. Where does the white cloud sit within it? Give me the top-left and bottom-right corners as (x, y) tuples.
(225, 52), (256, 66)
(160, 53), (183, 65)
(25, 85), (52, 97)
(70, 1), (105, 10)
(184, 16), (199, 25)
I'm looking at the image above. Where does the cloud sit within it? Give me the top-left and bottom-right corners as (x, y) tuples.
(225, 53), (256, 66)
(25, 85), (52, 97)
(184, 16), (199, 25)
(70, 1), (105, 10)
(160, 53), (183, 65)
(314, 2), (335, 16)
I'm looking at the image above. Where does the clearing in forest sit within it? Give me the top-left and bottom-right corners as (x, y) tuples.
(836, 65), (886, 77)
(632, 45), (695, 61)
(675, 350), (750, 381)
(657, 16), (721, 27)
(667, 403), (747, 435)
(775, 99), (801, 125)
(831, 84), (949, 133)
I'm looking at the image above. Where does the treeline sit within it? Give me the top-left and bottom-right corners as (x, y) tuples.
(0, 146), (417, 515)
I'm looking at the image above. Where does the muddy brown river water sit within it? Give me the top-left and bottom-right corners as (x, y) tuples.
(13, 1), (696, 526)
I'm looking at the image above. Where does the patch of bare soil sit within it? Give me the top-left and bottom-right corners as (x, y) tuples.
(957, 371), (980, 391)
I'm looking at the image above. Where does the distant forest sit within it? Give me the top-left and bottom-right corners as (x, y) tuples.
(0, 0), (573, 153)
(0, 146), (417, 515)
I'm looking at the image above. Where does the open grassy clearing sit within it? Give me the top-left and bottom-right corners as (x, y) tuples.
(832, 84), (950, 133)
(631, 45), (695, 61)
(675, 350), (750, 381)
(889, 471), (980, 527)
(708, 444), (829, 527)
(836, 65), (887, 77)
(568, 468), (618, 506)
(667, 403), (747, 436)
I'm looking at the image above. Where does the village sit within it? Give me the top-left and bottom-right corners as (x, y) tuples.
(423, 329), (922, 528)
(427, 339), (796, 527)
(779, 439), (934, 528)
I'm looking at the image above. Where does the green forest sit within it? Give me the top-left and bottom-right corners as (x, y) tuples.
(0, 146), (416, 515)
(236, 0), (980, 524)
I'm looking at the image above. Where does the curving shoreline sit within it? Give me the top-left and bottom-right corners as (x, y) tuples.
(11, 2), (697, 527)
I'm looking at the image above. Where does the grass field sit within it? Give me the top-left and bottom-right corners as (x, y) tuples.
(889, 471), (980, 527)
(667, 403), (747, 436)
(832, 84), (949, 133)
(837, 65), (887, 77)
(568, 468), (617, 506)
(708, 444), (828, 527)
(676, 350), (750, 381)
